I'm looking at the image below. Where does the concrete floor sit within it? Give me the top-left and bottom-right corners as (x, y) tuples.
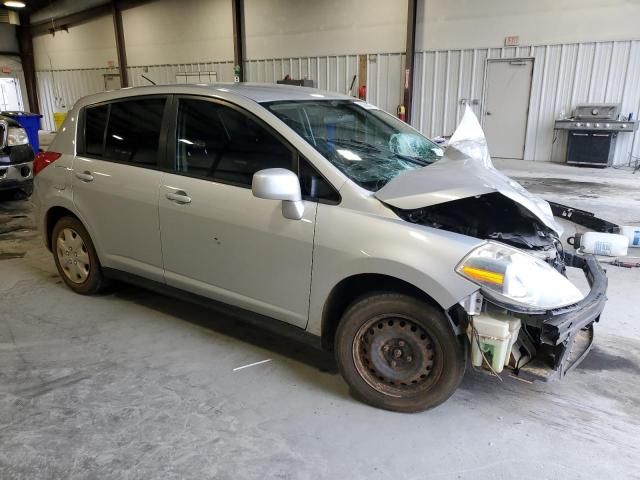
(1, 161), (640, 479)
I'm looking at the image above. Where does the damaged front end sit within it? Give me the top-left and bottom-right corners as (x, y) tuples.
(393, 192), (566, 272)
(454, 251), (606, 382)
(377, 106), (608, 381)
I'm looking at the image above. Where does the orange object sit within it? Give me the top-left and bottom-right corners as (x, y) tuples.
(358, 85), (367, 100)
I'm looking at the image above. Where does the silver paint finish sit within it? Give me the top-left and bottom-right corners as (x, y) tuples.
(35, 83), (487, 337)
(71, 157), (165, 283)
(159, 173), (316, 328)
(252, 168), (305, 220)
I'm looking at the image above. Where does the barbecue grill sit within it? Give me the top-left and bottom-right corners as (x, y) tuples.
(554, 104), (637, 167)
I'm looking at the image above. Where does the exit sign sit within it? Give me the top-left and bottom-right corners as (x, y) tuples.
(504, 36), (520, 47)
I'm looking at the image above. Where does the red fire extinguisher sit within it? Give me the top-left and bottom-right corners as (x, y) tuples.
(358, 85), (367, 100)
(397, 104), (406, 122)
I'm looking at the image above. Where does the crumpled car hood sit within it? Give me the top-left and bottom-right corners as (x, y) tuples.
(375, 106), (563, 235)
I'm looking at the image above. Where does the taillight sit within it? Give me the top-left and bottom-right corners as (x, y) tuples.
(33, 151), (62, 176)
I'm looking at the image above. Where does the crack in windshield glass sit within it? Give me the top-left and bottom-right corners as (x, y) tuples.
(264, 100), (443, 191)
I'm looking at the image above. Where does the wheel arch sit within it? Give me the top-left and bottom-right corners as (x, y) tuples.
(320, 273), (464, 352)
(45, 206), (80, 251)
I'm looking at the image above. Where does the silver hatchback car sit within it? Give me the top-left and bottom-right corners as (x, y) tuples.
(33, 84), (607, 412)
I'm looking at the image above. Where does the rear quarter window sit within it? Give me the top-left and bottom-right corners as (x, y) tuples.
(85, 105), (108, 156)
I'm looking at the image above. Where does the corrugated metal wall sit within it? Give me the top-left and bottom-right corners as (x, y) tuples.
(36, 68), (117, 131)
(35, 40), (640, 166)
(36, 62), (235, 130)
(243, 53), (405, 115)
(412, 40), (640, 165)
(36, 54), (405, 131)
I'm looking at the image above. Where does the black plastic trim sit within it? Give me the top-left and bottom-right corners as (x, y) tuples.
(513, 253), (607, 346)
(103, 268), (324, 351)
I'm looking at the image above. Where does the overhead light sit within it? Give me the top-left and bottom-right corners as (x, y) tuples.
(3, 1), (26, 8)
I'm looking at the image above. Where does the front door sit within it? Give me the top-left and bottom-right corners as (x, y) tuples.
(72, 97), (168, 282)
(482, 59), (533, 159)
(158, 97), (316, 327)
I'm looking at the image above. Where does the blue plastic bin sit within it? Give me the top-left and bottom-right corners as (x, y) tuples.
(0, 111), (42, 152)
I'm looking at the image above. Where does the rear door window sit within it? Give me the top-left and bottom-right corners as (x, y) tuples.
(104, 98), (166, 166)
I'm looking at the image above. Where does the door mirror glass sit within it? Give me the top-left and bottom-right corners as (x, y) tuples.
(252, 168), (304, 220)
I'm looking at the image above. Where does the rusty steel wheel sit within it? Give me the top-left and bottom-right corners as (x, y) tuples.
(335, 293), (466, 412)
(352, 314), (443, 398)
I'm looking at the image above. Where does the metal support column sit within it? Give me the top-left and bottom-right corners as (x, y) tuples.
(231, 0), (245, 82)
(403, 0), (418, 123)
(16, 14), (39, 114)
(112, 0), (129, 88)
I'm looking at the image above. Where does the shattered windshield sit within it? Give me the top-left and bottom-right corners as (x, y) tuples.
(263, 100), (443, 191)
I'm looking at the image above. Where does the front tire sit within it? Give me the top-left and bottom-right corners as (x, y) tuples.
(51, 216), (106, 295)
(335, 293), (466, 413)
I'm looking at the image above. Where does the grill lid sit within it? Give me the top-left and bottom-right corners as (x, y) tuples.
(574, 103), (620, 120)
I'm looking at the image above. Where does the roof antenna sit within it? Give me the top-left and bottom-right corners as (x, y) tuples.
(141, 74), (156, 85)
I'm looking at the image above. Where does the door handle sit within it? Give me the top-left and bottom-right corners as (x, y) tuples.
(75, 171), (94, 182)
(166, 191), (192, 204)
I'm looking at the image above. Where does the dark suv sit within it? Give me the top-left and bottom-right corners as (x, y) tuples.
(0, 114), (34, 197)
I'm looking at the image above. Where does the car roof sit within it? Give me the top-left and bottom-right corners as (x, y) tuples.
(76, 82), (354, 108)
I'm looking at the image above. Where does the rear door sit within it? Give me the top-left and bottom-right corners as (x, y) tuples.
(157, 97), (320, 327)
(72, 96), (170, 282)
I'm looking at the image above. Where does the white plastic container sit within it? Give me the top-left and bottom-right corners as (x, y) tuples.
(470, 313), (521, 374)
(621, 226), (640, 248)
(571, 232), (628, 257)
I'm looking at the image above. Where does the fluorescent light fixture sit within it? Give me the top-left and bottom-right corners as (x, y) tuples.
(3, 1), (26, 7)
(337, 149), (361, 161)
(111, 134), (123, 141)
(178, 138), (194, 145)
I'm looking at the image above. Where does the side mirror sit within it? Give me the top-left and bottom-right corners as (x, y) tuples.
(252, 168), (304, 220)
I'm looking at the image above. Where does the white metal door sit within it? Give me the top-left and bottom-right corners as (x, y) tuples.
(482, 59), (533, 160)
(0, 77), (23, 111)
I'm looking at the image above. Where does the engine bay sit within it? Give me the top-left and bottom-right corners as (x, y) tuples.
(393, 192), (566, 271)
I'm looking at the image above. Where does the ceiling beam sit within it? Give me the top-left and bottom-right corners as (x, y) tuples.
(29, 0), (153, 37)
(30, 3), (112, 37)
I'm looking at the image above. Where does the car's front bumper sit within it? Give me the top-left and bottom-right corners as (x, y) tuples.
(0, 161), (33, 190)
(492, 253), (607, 381)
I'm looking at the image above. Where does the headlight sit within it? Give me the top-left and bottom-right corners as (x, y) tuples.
(7, 127), (29, 146)
(456, 241), (584, 310)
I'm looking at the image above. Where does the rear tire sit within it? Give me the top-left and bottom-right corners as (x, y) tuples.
(51, 216), (107, 295)
(335, 293), (465, 413)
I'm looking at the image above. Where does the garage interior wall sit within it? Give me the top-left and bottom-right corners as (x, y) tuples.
(411, 41), (640, 166)
(33, 0), (408, 129)
(31, 0), (640, 166)
(412, 0), (640, 165)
